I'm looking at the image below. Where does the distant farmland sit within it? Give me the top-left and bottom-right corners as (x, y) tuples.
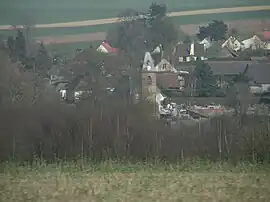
(0, 9), (269, 39)
(0, 0), (269, 50)
(0, 0), (269, 24)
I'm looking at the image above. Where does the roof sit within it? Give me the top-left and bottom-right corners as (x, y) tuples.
(206, 61), (270, 84)
(98, 41), (118, 53)
(250, 56), (269, 61)
(193, 44), (205, 56)
(206, 61), (252, 75)
(247, 63), (270, 84)
(241, 35), (266, 49)
(263, 31), (270, 40)
(156, 72), (181, 88)
(221, 36), (241, 52)
(142, 52), (155, 71)
(103, 42), (118, 53)
(175, 43), (205, 57)
(175, 43), (190, 57)
(200, 38), (212, 48)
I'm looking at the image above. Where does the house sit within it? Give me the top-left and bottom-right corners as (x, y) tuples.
(142, 48), (177, 72)
(156, 72), (186, 90)
(141, 49), (189, 102)
(206, 61), (270, 93)
(262, 31), (270, 42)
(262, 31), (270, 50)
(247, 62), (270, 94)
(206, 61), (251, 88)
(221, 36), (242, 52)
(174, 42), (206, 63)
(96, 41), (118, 54)
(199, 38), (212, 50)
(241, 35), (269, 50)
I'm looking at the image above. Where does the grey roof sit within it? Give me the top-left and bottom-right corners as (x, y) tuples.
(175, 44), (190, 57)
(175, 43), (206, 57)
(247, 62), (270, 84)
(250, 56), (269, 61)
(206, 61), (270, 84)
(205, 46), (233, 58)
(194, 44), (205, 56)
(206, 61), (252, 75)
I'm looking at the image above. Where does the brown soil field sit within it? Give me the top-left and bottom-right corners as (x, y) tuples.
(179, 19), (270, 35)
(2, 6), (269, 44)
(0, 5), (269, 30)
(36, 32), (107, 44)
(38, 19), (270, 45)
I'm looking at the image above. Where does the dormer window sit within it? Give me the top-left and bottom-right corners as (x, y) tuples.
(162, 63), (166, 70)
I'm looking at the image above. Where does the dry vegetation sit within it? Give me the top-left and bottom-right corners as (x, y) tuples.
(0, 46), (270, 163)
(1, 163), (270, 202)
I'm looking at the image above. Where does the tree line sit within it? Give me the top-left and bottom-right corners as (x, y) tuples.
(6, 29), (50, 75)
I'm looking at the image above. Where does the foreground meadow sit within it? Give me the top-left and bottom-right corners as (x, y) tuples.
(1, 162), (270, 202)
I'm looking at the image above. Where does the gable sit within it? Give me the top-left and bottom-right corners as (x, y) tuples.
(142, 52), (155, 71)
(96, 44), (109, 53)
(222, 36), (242, 51)
(96, 42), (118, 53)
(155, 59), (173, 71)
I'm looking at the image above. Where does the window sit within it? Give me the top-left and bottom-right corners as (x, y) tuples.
(183, 56), (187, 62)
(147, 76), (152, 85)
(162, 63), (166, 70)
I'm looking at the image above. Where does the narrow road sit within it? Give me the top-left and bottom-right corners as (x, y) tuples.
(0, 5), (269, 30)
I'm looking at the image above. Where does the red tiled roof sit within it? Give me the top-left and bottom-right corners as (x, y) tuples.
(263, 31), (270, 39)
(101, 41), (118, 53)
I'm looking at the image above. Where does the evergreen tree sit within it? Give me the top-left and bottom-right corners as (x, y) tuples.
(34, 42), (50, 73)
(7, 36), (15, 59)
(194, 61), (217, 97)
(14, 30), (26, 63)
(197, 20), (228, 41)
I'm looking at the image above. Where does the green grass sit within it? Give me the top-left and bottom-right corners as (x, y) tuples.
(1, 161), (270, 201)
(0, 0), (269, 24)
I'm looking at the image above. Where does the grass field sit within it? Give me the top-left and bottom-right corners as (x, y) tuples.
(1, 0), (269, 24)
(1, 162), (270, 201)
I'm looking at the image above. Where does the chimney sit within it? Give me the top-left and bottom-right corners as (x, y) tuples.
(190, 42), (195, 56)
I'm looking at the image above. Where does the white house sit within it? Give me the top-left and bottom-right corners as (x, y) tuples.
(96, 41), (118, 53)
(199, 38), (212, 50)
(241, 35), (268, 50)
(221, 36), (242, 52)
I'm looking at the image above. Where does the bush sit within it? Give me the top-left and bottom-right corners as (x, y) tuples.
(0, 51), (269, 164)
